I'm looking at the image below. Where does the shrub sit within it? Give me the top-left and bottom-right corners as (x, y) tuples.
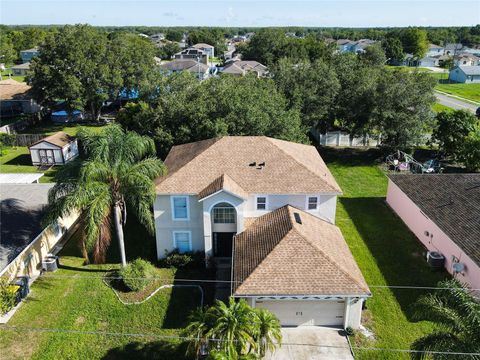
(119, 259), (156, 292)
(0, 277), (18, 314)
(0, 133), (16, 147)
(161, 250), (205, 269)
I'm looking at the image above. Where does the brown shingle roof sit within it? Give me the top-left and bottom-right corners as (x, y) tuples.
(0, 79), (32, 100)
(156, 136), (341, 195)
(233, 205), (370, 296)
(30, 131), (74, 148)
(198, 173), (248, 200)
(388, 174), (480, 267)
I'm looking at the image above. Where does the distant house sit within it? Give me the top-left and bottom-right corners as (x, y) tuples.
(0, 79), (41, 116)
(173, 48), (209, 64)
(449, 66), (480, 83)
(160, 59), (210, 80)
(416, 56), (439, 67)
(20, 48), (39, 63)
(387, 174), (480, 290)
(29, 131), (79, 166)
(444, 43), (463, 56)
(150, 33), (165, 41)
(221, 60), (268, 77)
(426, 44), (444, 56)
(0, 183), (79, 282)
(11, 62), (30, 76)
(454, 53), (480, 67)
(191, 43), (215, 58)
(351, 39), (376, 53)
(336, 39), (355, 53)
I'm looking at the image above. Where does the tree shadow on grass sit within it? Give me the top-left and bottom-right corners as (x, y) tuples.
(162, 267), (216, 329)
(317, 146), (383, 167)
(339, 197), (447, 320)
(101, 340), (185, 360)
(3, 154), (33, 166)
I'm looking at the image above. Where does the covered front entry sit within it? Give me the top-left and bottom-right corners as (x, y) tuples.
(256, 300), (345, 327)
(213, 232), (235, 257)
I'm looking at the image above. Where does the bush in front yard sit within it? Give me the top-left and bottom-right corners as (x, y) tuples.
(160, 250), (205, 269)
(119, 259), (156, 292)
(0, 277), (18, 314)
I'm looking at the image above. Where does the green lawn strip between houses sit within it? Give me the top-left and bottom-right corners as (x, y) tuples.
(0, 219), (203, 360)
(320, 147), (447, 360)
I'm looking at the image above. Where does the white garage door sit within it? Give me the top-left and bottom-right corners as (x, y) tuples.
(256, 300), (345, 327)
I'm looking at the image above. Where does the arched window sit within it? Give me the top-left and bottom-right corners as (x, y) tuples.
(212, 202), (236, 224)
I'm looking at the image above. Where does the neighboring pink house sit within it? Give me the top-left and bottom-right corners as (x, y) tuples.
(386, 174), (480, 289)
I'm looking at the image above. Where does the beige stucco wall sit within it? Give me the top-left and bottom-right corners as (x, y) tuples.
(0, 211), (80, 281)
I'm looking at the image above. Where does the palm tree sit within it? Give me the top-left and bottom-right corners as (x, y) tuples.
(46, 124), (166, 266)
(183, 307), (213, 359)
(410, 279), (480, 359)
(254, 308), (282, 358)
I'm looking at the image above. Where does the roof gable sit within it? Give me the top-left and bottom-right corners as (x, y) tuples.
(233, 206), (370, 296)
(30, 131), (74, 149)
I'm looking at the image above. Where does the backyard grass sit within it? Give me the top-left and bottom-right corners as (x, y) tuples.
(0, 219), (205, 360)
(435, 82), (480, 103)
(18, 123), (107, 136)
(0, 146), (57, 182)
(320, 147), (448, 360)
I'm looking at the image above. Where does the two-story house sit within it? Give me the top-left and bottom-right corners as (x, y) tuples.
(154, 136), (370, 329)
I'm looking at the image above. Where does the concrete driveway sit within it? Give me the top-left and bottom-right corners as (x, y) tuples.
(265, 327), (353, 360)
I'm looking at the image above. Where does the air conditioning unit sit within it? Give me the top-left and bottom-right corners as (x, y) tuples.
(426, 251), (445, 270)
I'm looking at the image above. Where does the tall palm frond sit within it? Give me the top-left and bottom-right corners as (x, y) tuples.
(46, 124), (166, 265)
(410, 279), (480, 360)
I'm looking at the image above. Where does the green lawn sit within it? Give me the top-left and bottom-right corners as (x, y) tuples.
(320, 147), (447, 360)
(0, 220), (206, 360)
(18, 123), (107, 136)
(436, 82), (480, 103)
(0, 146), (57, 182)
(432, 102), (453, 113)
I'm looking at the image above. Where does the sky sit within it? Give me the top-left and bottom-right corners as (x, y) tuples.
(1, 0), (479, 27)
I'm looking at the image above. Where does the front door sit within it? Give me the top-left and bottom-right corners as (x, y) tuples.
(213, 232), (235, 257)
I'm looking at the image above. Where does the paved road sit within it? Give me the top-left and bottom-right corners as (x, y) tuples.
(435, 91), (478, 113)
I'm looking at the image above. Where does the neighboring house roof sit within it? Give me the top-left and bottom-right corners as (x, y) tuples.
(222, 61), (268, 76)
(429, 44), (444, 49)
(0, 173), (44, 184)
(30, 131), (75, 149)
(155, 136), (342, 195)
(388, 174), (480, 267)
(160, 59), (209, 73)
(0, 79), (32, 100)
(20, 47), (39, 53)
(175, 48), (207, 57)
(12, 62), (30, 70)
(192, 43), (214, 49)
(0, 183), (54, 272)
(232, 205), (370, 296)
(336, 39), (353, 45)
(453, 66), (480, 76)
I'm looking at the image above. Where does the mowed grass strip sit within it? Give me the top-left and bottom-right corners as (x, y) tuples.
(436, 82), (480, 103)
(0, 226), (199, 360)
(320, 147), (447, 360)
